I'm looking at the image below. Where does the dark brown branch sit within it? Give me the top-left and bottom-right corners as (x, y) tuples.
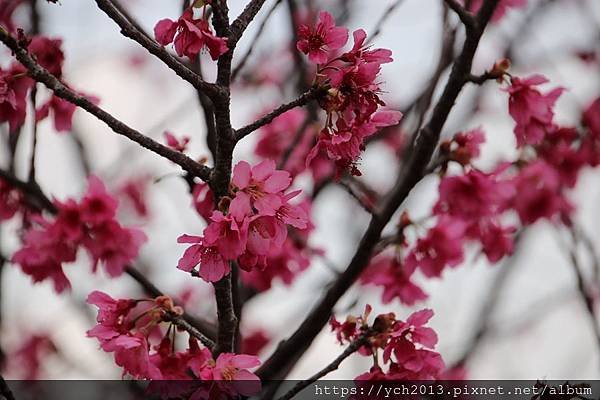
(212, 272), (238, 356)
(163, 312), (216, 348)
(93, 0), (221, 99)
(0, 29), (213, 183)
(466, 71), (500, 84)
(275, 332), (372, 400)
(257, 0), (500, 381)
(444, 0), (476, 28)
(207, 0), (239, 359)
(338, 178), (377, 215)
(234, 86), (325, 141)
(229, 0), (270, 46)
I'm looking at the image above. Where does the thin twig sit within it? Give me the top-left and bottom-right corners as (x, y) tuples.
(230, 0), (270, 46)
(276, 332), (372, 400)
(444, 0), (476, 28)
(235, 86), (325, 141)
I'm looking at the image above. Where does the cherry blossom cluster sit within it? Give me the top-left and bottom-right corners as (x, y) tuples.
(178, 160), (309, 282)
(360, 73), (600, 306)
(12, 176), (147, 293)
(0, 33), (90, 133)
(295, 11), (403, 177)
(331, 306), (444, 381)
(86, 291), (261, 396)
(191, 179), (315, 291)
(154, 1), (228, 61)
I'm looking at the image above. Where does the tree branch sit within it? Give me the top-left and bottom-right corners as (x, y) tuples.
(257, 0), (500, 381)
(444, 0), (476, 28)
(275, 332), (372, 400)
(234, 86), (325, 141)
(0, 29), (213, 183)
(229, 0), (270, 46)
(93, 0), (221, 99)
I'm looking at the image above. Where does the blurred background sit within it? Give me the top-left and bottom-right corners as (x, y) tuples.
(1, 0), (600, 380)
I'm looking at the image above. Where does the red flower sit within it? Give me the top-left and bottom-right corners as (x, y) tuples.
(405, 216), (466, 278)
(0, 65), (33, 132)
(0, 178), (22, 221)
(296, 11), (349, 64)
(154, 8), (228, 60)
(507, 74), (563, 147)
(164, 131), (190, 152)
(361, 254), (428, 306)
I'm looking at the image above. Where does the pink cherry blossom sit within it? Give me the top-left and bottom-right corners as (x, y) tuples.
(241, 330), (270, 356)
(434, 169), (514, 221)
(164, 131), (190, 152)
(0, 64), (33, 132)
(451, 127), (486, 164)
(510, 160), (572, 225)
(79, 176), (118, 224)
(360, 255), (428, 305)
(232, 160), (308, 228)
(35, 95), (77, 132)
(28, 36), (65, 77)
(4, 333), (56, 379)
(177, 234), (231, 282)
(478, 221), (516, 263)
(0, 178), (22, 220)
(117, 176), (150, 218)
(154, 8), (228, 60)
(192, 182), (215, 222)
(87, 290), (137, 329)
(341, 29), (393, 65)
(391, 309), (438, 349)
(405, 216), (466, 278)
(296, 11), (349, 64)
(507, 74), (563, 147)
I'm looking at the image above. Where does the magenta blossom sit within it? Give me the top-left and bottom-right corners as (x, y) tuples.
(155, 8), (228, 60)
(296, 11), (349, 64)
(507, 74), (564, 147)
